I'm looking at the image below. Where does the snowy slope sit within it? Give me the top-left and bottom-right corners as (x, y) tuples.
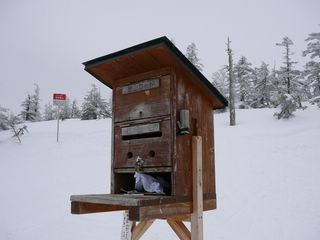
(0, 106), (319, 240)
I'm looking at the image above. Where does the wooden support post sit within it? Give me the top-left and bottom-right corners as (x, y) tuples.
(131, 220), (154, 240)
(191, 136), (203, 240)
(167, 219), (191, 240)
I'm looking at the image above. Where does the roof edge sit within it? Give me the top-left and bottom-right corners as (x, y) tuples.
(83, 36), (228, 108)
(83, 37), (169, 68)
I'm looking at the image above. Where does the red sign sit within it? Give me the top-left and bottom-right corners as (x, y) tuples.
(53, 93), (66, 100)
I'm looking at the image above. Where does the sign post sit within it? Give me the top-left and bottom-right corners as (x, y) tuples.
(53, 93), (66, 142)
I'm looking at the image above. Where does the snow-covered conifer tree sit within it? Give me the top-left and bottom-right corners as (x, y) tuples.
(60, 98), (72, 120)
(0, 106), (10, 131)
(21, 94), (35, 121)
(105, 97), (112, 118)
(275, 37), (303, 107)
(211, 68), (229, 99)
(185, 42), (204, 72)
(81, 84), (111, 120)
(275, 37), (301, 118)
(269, 64), (282, 107)
(70, 99), (81, 118)
(234, 56), (254, 108)
(20, 84), (41, 121)
(252, 62), (272, 108)
(303, 30), (320, 107)
(43, 102), (55, 121)
(32, 84), (41, 121)
(276, 37), (299, 94)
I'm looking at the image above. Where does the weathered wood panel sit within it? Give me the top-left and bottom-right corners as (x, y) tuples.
(71, 201), (127, 214)
(114, 119), (171, 168)
(128, 198), (216, 221)
(129, 202), (191, 221)
(70, 194), (180, 207)
(114, 75), (171, 122)
(175, 68), (216, 197)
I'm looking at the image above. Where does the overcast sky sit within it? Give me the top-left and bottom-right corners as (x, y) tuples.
(0, 0), (319, 114)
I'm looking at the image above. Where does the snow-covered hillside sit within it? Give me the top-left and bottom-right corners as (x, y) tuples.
(1, 106), (319, 240)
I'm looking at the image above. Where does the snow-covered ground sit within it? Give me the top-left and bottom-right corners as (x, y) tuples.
(1, 106), (319, 240)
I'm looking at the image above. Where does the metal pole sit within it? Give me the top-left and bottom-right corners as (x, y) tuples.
(57, 106), (60, 142)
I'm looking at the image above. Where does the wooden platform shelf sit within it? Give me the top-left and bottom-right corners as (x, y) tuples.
(71, 194), (216, 222)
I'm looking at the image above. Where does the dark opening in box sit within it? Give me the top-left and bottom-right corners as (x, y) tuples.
(114, 172), (172, 195)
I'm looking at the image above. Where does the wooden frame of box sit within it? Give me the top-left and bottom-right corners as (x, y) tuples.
(70, 37), (227, 224)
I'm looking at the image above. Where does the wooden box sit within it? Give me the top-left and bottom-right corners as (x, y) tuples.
(71, 37), (227, 221)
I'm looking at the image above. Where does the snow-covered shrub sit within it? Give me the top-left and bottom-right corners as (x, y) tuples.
(310, 96), (320, 108)
(7, 114), (27, 143)
(274, 94), (297, 119)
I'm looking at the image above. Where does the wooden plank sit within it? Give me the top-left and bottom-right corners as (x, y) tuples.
(114, 166), (172, 173)
(171, 70), (177, 197)
(167, 220), (191, 240)
(71, 201), (127, 214)
(166, 214), (190, 222)
(111, 90), (116, 194)
(191, 136), (203, 240)
(131, 220), (155, 240)
(70, 194), (179, 207)
(129, 202), (191, 221)
(71, 194), (141, 206)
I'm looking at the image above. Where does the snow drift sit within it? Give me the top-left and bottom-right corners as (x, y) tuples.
(0, 106), (319, 240)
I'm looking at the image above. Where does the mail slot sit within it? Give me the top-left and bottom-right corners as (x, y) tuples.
(121, 122), (161, 139)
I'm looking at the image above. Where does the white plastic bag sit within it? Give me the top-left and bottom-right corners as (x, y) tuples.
(134, 172), (167, 193)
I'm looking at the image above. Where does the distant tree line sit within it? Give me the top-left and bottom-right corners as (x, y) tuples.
(183, 28), (319, 123)
(42, 84), (112, 121)
(0, 84), (112, 132)
(210, 30), (320, 120)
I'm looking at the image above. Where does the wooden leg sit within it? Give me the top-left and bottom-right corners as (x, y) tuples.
(131, 220), (154, 240)
(167, 219), (191, 240)
(191, 136), (203, 240)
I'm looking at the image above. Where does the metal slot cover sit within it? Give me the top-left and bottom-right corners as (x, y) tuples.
(121, 123), (160, 136)
(122, 78), (160, 94)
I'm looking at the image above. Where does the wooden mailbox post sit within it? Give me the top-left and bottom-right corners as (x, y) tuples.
(70, 37), (228, 239)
